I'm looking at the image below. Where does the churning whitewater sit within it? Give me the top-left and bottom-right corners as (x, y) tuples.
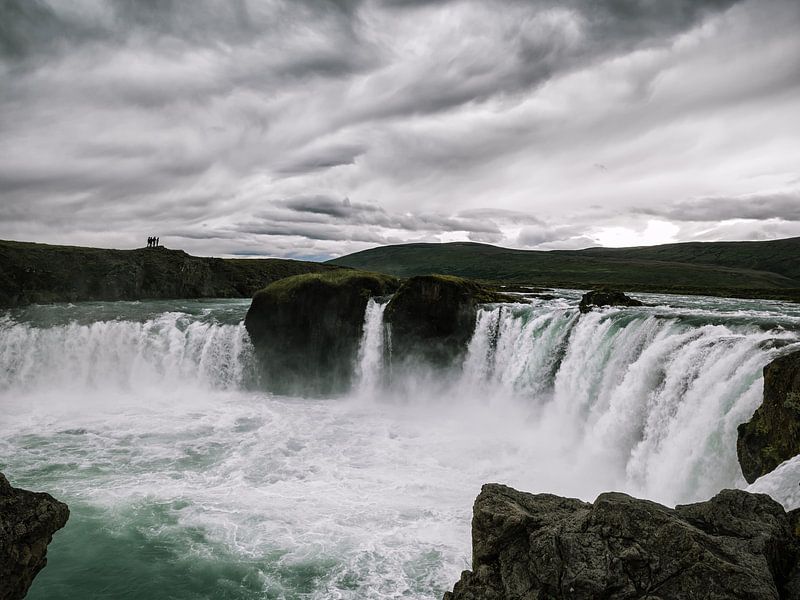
(1, 292), (799, 600)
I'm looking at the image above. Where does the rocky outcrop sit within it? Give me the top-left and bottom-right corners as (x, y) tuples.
(444, 483), (800, 600)
(244, 270), (399, 395)
(384, 275), (515, 368)
(738, 350), (800, 483)
(0, 473), (69, 600)
(578, 288), (643, 313)
(0, 240), (338, 308)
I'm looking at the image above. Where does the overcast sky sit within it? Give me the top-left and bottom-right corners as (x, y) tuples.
(1, 0), (799, 260)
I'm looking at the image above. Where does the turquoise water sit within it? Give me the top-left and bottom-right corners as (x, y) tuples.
(2, 294), (800, 599)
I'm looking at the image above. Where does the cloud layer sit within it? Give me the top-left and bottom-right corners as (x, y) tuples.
(1, 0), (799, 258)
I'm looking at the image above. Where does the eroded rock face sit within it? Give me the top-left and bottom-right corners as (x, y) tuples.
(0, 473), (69, 600)
(444, 483), (800, 600)
(244, 270), (398, 395)
(738, 350), (800, 483)
(578, 288), (643, 313)
(384, 275), (514, 368)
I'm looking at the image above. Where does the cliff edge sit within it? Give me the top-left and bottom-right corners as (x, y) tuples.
(0, 240), (338, 308)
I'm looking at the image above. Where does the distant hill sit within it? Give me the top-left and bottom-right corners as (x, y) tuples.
(0, 240), (340, 308)
(328, 239), (800, 301)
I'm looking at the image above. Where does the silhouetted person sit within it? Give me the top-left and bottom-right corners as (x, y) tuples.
(147, 236), (152, 248)
(156, 237), (159, 247)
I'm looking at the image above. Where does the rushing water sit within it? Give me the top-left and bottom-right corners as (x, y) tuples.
(2, 293), (800, 599)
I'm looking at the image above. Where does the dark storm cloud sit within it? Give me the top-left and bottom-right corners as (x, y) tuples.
(277, 145), (366, 175)
(249, 195), (505, 241)
(639, 192), (800, 222)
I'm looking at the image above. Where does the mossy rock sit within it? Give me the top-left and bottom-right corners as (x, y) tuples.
(244, 270), (399, 395)
(384, 274), (516, 369)
(578, 288), (643, 313)
(737, 349), (800, 483)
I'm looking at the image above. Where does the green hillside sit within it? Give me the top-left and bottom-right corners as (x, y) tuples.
(328, 239), (800, 301)
(0, 240), (340, 308)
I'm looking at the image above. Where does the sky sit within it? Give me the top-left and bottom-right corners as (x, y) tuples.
(1, 0), (799, 260)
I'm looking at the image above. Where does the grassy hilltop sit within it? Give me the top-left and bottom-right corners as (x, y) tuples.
(0, 240), (339, 308)
(328, 238), (800, 301)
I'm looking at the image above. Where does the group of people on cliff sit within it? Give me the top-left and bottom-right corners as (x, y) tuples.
(147, 236), (160, 248)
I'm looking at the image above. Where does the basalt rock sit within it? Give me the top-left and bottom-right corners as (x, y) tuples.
(738, 350), (800, 483)
(444, 483), (800, 600)
(0, 473), (69, 600)
(244, 270), (399, 395)
(384, 275), (515, 368)
(578, 288), (643, 313)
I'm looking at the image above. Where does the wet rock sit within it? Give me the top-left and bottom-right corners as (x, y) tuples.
(738, 349), (800, 483)
(244, 270), (398, 395)
(444, 483), (800, 600)
(0, 473), (69, 600)
(384, 275), (515, 368)
(578, 288), (643, 313)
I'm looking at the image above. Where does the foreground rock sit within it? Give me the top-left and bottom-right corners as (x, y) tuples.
(444, 483), (800, 600)
(578, 288), (643, 313)
(738, 350), (800, 483)
(384, 275), (515, 368)
(244, 270), (398, 394)
(0, 473), (69, 600)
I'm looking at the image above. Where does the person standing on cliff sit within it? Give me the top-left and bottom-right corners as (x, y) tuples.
(156, 237), (159, 247)
(147, 236), (152, 248)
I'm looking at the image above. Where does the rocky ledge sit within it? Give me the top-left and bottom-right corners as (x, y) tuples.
(0, 473), (69, 600)
(444, 483), (800, 600)
(578, 288), (643, 313)
(738, 349), (800, 483)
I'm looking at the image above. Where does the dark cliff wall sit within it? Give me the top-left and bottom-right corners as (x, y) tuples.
(0, 240), (338, 308)
(0, 473), (69, 600)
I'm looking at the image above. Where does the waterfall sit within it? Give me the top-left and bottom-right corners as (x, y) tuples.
(2, 296), (799, 504)
(355, 298), (388, 396)
(457, 303), (800, 501)
(0, 312), (254, 393)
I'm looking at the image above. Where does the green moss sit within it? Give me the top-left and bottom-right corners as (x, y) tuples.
(255, 269), (397, 304)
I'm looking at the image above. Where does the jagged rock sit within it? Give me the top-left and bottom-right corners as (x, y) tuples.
(444, 483), (800, 600)
(384, 275), (515, 368)
(244, 270), (398, 395)
(578, 288), (643, 313)
(738, 350), (800, 483)
(0, 473), (69, 600)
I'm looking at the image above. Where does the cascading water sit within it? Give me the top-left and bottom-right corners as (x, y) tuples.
(0, 311), (253, 392)
(1, 293), (799, 600)
(355, 298), (388, 397)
